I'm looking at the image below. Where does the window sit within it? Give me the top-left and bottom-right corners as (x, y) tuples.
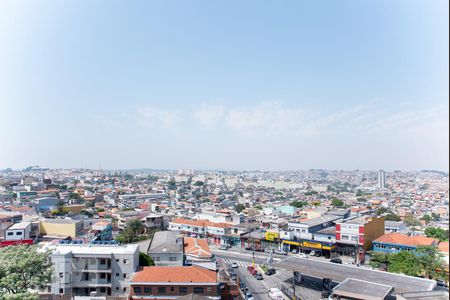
(123, 287), (127, 292)
(207, 287), (212, 292)
(16, 231), (22, 235)
(155, 257), (160, 261)
(59, 288), (63, 294)
(134, 287), (142, 294)
(7, 232), (13, 236)
(169, 257), (177, 261)
(123, 259), (128, 264)
(193, 287), (204, 294)
(179, 287), (188, 294)
(116, 273), (119, 277)
(100, 273), (106, 279)
(59, 273), (63, 278)
(123, 274), (127, 278)
(158, 287), (166, 294)
(144, 287), (151, 293)
(170, 287), (175, 292)
(100, 259), (106, 265)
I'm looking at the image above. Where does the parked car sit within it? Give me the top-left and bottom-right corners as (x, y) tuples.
(255, 273), (264, 280)
(265, 247), (273, 253)
(231, 273), (237, 280)
(268, 288), (283, 299)
(231, 262), (239, 268)
(297, 253), (309, 258)
(265, 268), (276, 276)
(226, 244), (232, 249)
(275, 249), (287, 255)
(219, 245), (228, 250)
(330, 258), (343, 264)
(245, 246), (253, 251)
(291, 248), (298, 254)
(310, 251), (316, 256)
(437, 280), (449, 288)
(246, 292), (254, 300)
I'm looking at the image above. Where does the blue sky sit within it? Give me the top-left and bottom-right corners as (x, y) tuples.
(0, 0), (448, 171)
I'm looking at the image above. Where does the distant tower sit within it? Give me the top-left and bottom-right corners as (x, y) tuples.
(378, 170), (386, 189)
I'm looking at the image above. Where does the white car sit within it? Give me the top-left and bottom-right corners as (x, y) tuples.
(275, 249), (287, 255)
(297, 252), (309, 258)
(231, 262), (239, 268)
(268, 288), (284, 300)
(291, 249), (298, 254)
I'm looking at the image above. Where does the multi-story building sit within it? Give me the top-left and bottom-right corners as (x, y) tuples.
(168, 218), (231, 245)
(372, 233), (438, 254)
(378, 170), (386, 189)
(49, 243), (139, 297)
(335, 215), (385, 255)
(129, 266), (220, 300)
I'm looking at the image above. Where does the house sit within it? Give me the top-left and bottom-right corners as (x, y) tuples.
(129, 266), (220, 300)
(147, 231), (184, 266)
(372, 233), (438, 254)
(184, 237), (214, 270)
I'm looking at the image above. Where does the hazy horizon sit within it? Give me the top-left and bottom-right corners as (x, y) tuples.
(1, 1), (448, 172)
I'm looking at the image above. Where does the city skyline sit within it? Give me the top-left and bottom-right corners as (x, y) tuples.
(0, 1), (448, 171)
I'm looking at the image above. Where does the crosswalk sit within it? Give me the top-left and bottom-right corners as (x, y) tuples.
(221, 258), (252, 267)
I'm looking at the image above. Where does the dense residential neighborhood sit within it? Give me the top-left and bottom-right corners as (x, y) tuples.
(0, 168), (448, 299)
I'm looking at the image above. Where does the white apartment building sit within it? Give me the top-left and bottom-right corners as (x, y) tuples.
(49, 243), (139, 297)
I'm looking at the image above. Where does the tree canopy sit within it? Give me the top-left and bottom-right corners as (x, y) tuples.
(236, 204), (246, 213)
(116, 219), (147, 244)
(404, 215), (421, 227)
(425, 227), (449, 242)
(0, 245), (52, 295)
(384, 213), (401, 222)
(290, 200), (308, 208)
(139, 252), (155, 266)
(331, 198), (344, 207)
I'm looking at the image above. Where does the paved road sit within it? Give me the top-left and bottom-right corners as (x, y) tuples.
(274, 256), (436, 294)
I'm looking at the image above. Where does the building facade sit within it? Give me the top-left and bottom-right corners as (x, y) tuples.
(50, 243), (139, 297)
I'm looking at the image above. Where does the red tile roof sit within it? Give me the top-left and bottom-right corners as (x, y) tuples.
(438, 241), (449, 253)
(184, 237), (212, 258)
(131, 266), (217, 283)
(374, 233), (437, 247)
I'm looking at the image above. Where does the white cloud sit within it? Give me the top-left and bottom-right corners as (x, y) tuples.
(137, 106), (180, 129)
(193, 103), (226, 129)
(225, 102), (308, 136)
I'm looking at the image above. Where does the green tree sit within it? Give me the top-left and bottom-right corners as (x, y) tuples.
(193, 181), (204, 186)
(139, 252), (155, 266)
(384, 213), (401, 222)
(255, 205), (263, 210)
(404, 215), (421, 227)
(416, 246), (446, 280)
(369, 251), (389, 270)
(421, 214), (432, 224)
(424, 227), (449, 242)
(290, 201), (308, 208)
(387, 251), (421, 277)
(331, 198), (344, 207)
(116, 219), (145, 244)
(0, 245), (52, 295)
(236, 204), (246, 213)
(376, 207), (390, 215)
(69, 192), (80, 199)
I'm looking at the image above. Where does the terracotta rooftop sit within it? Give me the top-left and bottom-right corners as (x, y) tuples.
(131, 266), (217, 283)
(184, 237), (212, 258)
(438, 241), (449, 253)
(374, 233), (437, 247)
